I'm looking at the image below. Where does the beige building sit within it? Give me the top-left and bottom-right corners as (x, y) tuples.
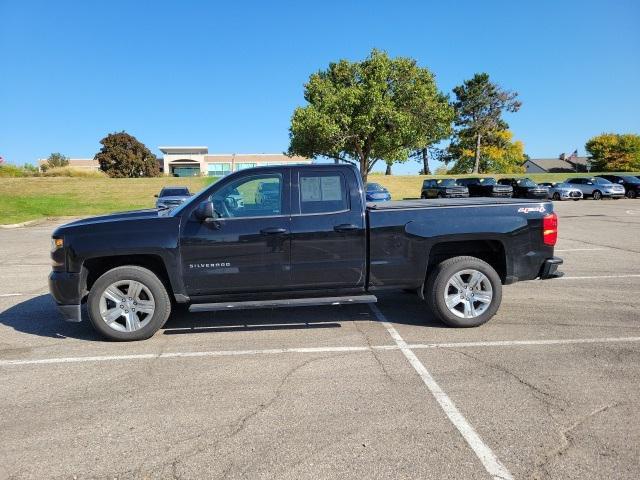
(38, 158), (100, 171)
(159, 146), (311, 177)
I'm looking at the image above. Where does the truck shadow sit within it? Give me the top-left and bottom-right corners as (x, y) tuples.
(0, 291), (444, 341)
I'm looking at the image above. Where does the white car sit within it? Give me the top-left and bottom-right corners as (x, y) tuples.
(564, 177), (625, 200)
(538, 182), (583, 201)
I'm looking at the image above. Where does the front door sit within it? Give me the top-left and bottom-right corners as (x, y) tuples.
(180, 171), (291, 296)
(289, 168), (366, 290)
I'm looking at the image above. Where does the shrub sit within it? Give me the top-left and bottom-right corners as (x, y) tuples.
(0, 164), (33, 177)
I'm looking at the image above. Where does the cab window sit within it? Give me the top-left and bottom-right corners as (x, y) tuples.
(211, 174), (283, 218)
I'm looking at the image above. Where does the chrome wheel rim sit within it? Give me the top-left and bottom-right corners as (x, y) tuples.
(99, 280), (155, 332)
(444, 269), (493, 319)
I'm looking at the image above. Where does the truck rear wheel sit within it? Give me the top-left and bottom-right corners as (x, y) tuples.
(87, 266), (171, 341)
(424, 256), (502, 328)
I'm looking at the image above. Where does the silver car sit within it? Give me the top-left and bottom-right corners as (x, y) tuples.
(564, 177), (626, 200)
(539, 182), (583, 201)
(155, 186), (192, 209)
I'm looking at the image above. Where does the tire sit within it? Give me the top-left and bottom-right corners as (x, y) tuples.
(437, 192), (445, 198)
(552, 192), (561, 201)
(627, 190), (637, 199)
(87, 266), (172, 341)
(421, 194), (427, 199)
(424, 256), (502, 328)
(592, 190), (602, 200)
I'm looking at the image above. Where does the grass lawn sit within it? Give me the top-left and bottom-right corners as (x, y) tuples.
(0, 177), (209, 224)
(1, 171), (638, 224)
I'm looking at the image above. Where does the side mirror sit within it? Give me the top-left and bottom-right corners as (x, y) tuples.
(154, 194), (159, 198)
(587, 182), (593, 185)
(619, 180), (624, 184)
(194, 201), (216, 222)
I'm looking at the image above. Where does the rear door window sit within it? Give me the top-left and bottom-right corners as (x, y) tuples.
(299, 172), (349, 214)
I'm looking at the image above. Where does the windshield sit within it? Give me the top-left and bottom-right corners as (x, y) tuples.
(170, 179), (220, 216)
(620, 176), (640, 183)
(161, 188), (190, 197)
(517, 178), (537, 187)
(437, 179), (458, 186)
(367, 183), (385, 192)
(593, 177), (613, 185)
(479, 178), (497, 185)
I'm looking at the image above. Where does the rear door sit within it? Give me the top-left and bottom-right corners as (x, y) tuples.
(289, 167), (366, 290)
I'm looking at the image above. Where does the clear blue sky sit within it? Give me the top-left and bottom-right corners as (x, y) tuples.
(1, 0), (639, 173)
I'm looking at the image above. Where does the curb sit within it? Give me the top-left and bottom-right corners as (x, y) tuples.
(0, 218), (49, 229)
(0, 216), (77, 229)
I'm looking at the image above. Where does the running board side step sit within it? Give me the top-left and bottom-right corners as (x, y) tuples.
(189, 295), (377, 312)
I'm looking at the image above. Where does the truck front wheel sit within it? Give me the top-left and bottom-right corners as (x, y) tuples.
(87, 266), (172, 341)
(424, 256), (502, 328)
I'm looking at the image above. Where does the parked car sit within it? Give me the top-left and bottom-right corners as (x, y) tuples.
(599, 175), (640, 199)
(457, 178), (513, 197)
(421, 179), (469, 198)
(497, 178), (548, 199)
(538, 182), (583, 201)
(49, 163), (562, 341)
(154, 186), (191, 209)
(565, 177), (625, 200)
(366, 183), (391, 202)
(255, 181), (280, 206)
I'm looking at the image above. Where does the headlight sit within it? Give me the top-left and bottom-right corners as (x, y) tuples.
(51, 236), (65, 268)
(51, 237), (63, 251)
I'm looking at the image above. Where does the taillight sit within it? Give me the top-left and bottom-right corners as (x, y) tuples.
(542, 212), (558, 246)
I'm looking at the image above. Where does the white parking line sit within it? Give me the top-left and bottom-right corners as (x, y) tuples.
(369, 304), (513, 480)
(558, 274), (640, 280)
(554, 248), (608, 252)
(0, 293), (23, 297)
(3, 336), (640, 367)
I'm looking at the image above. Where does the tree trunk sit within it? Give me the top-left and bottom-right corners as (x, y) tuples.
(385, 163), (392, 175)
(421, 148), (430, 175)
(360, 157), (368, 185)
(473, 134), (482, 173)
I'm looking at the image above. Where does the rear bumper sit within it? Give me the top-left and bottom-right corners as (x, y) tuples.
(49, 271), (83, 322)
(539, 257), (564, 279)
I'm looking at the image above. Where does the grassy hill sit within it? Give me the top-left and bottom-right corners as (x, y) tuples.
(1, 171), (638, 224)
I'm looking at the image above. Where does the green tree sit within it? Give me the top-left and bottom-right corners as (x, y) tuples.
(450, 73), (521, 173)
(446, 130), (525, 174)
(43, 152), (69, 171)
(288, 49), (453, 183)
(95, 132), (160, 178)
(585, 133), (640, 171)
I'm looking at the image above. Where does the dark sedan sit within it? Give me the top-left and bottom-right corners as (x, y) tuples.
(599, 174), (640, 199)
(421, 179), (469, 198)
(366, 183), (391, 202)
(457, 178), (513, 197)
(498, 177), (548, 199)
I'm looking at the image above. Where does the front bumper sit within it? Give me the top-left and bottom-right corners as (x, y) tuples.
(49, 271), (83, 322)
(539, 257), (564, 279)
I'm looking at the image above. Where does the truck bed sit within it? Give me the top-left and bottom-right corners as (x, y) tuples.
(367, 197), (548, 210)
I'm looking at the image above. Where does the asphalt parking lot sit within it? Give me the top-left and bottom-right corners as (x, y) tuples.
(1, 199), (639, 480)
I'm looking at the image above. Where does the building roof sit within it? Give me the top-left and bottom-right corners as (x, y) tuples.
(525, 156), (589, 172)
(159, 146), (208, 154)
(203, 153), (310, 163)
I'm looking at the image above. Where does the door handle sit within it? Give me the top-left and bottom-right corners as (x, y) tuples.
(260, 227), (288, 235)
(334, 223), (359, 232)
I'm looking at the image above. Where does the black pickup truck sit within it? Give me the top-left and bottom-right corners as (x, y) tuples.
(49, 164), (562, 341)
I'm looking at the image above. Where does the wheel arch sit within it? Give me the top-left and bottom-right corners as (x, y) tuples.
(82, 255), (174, 300)
(425, 240), (507, 286)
